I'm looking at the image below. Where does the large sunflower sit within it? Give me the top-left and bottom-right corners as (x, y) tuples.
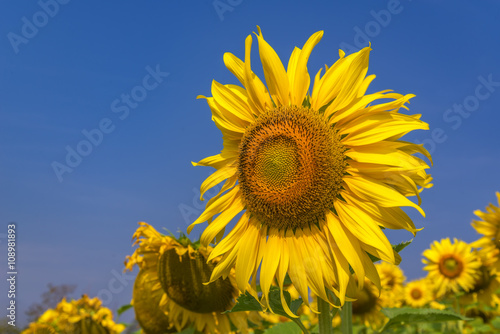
(422, 238), (481, 297)
(125, 222), (251, 334)
(188, 27), (432, 314)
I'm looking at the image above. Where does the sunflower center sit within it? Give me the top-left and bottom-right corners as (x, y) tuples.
(410, 288), (423, 300)
(352, 287), (377, 315)
(238, 106), (346, 230)
(158, 249), (235, 314)
(439, 255), (464, 278)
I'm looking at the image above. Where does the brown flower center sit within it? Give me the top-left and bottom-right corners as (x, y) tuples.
(410, 288), (423, 300)
(238, 106), (346, 230)
(438, 255), (464, 278)
(352, 286), (377, 315)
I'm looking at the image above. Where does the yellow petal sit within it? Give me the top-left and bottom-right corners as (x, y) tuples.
(243, 35), (272, 113)
(255, 26), (290, 106)
(344, 176), (425, 216)
(289, 31), (323, 106)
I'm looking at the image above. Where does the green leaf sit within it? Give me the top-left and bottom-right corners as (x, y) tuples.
(491, 316), (500, 329)
(263, 321), (301, 334)
(379, 307), (470, 332)
(224, 291), (263, 313)
(116, 304), (133, 316)
(392, 240), (413, 253)
(367, 240), (413, 264)
(268, 289), (302, 318)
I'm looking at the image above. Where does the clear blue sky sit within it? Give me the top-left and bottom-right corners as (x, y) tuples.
(1, 0), (499, 328)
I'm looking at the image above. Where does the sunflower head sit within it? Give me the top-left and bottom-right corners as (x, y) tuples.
(190, 26), (432, 315)
(423, 238), (481, 297)
(126, 222), (251, 334)
(404, 278), (433, 308)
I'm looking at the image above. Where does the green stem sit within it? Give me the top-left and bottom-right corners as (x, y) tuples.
(292, 318), (310, 334)
(340, 301), (353, 334)
(318, 297), (333, 334)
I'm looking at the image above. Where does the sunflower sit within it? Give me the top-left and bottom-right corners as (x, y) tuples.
(375, 262), (405, 307)
(404, 278), (433, 308)
(125, 222), (250, 334)
(351, 277), (387, 330)
(459, 249), (500, 309)
(471, 192), (500, 266)
(422, 238), (481, 297)
(188, 26), (431, 314)
(22, 295), (125, 334)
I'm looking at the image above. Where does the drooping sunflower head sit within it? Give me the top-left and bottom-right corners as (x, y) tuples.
(422, 238), (481, 297)
(189, 26), (432, 314)
(126, 222), (250, 334)
(404, 278), (433, 308)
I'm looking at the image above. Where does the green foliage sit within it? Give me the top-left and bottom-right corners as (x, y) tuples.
(263, 321), (302, 334)
(378, 307), (470, 332)
(116, 303), (133, 317)
(225, 289), (303, 318)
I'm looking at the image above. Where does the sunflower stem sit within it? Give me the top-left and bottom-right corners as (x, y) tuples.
(318, 297), (333, 334)
(339, 301), (353, 334)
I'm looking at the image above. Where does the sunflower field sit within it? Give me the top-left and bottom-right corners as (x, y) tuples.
(19, 25), (500, 334)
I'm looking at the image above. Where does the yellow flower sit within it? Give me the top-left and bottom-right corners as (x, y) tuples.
(422, 238), (481, 297)
(471, 192), (500, 266)
(125, 222), (250, 334)
(375, 262), (405, 307)
(404, 278), (433, 308)
(22, 295), (125, 334)
(459, 249), (500, 309)
(188, 26), (431, 315)
(351, 277), (387, 330)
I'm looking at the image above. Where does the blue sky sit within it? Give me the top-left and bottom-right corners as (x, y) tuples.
(1, 0), (500, 328)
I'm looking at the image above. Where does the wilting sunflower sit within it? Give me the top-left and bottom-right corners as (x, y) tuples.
(471, 192), (500, 266)
(22, 295), (125, 334)
(422, 238), (481, 297)
(351, 277), (387, 330)
(125, 222), (251, 334)
(188, 26), (432, 314)
(375, 262), (405, 307)
(404, 278), (433, 308)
